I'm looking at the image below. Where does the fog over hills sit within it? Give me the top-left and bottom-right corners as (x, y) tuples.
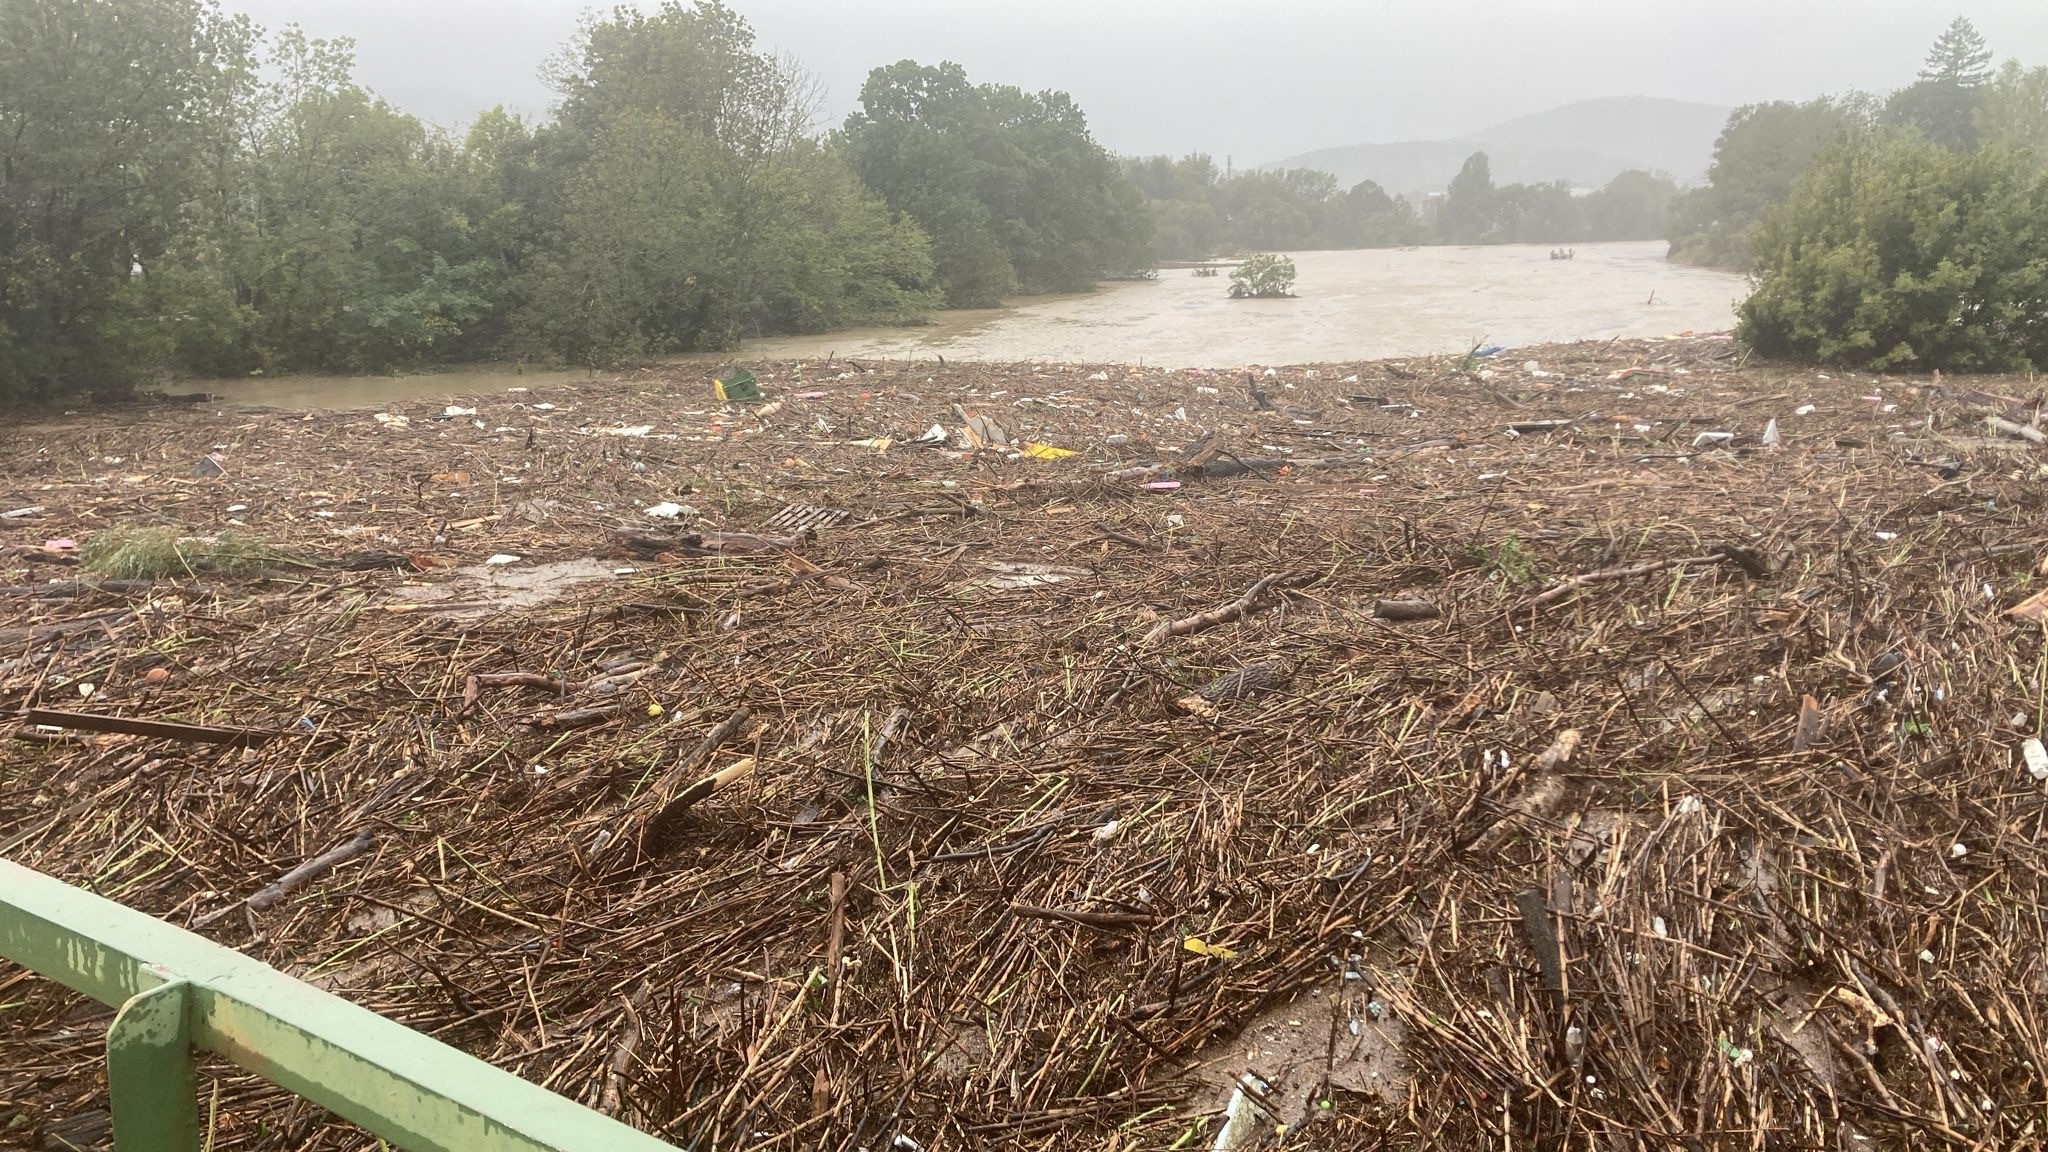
(1264, 97), (1732, 195)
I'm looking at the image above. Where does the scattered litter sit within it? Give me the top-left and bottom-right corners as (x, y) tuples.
(643, 502), (696, 520)
(443, 405), (477, 417)
(1020, 442), (1076, 460)
(484, 554), (521, 566)
(190, 453), (227, 477)
(602, 425), (653, 437)
(2023, 738), (2048, 782)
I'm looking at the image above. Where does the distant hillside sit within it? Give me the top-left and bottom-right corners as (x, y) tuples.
(1265, 96), (1730, 196)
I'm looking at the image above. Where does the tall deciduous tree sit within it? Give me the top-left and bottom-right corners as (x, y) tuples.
(1437, 152), (1497, 244)
(0, 0), (255, 397)
(843, 60), (1152, 307)
(1666, 98), (1866, 269)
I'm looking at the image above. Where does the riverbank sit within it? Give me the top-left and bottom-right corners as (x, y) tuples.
(5, 338), (2045, 1149)
(174, 241), (1746, 412)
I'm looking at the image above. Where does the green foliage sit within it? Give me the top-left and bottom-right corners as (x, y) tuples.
(1438, 153), (1498, 244)
(0, 0), (257, 399)
(1666, 98), (1867, 269)
(1977, 61), (2048, 161)
(1227, 254), (1297, 299)
(842, 61), (1152, 307)
(5, 0), (1168, 398)
(1738, 131), (2048, 371)
(1921, 17), (1995, 88)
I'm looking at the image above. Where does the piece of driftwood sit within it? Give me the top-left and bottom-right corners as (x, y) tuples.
(1373, 598), (1441, 621)
(1145, 572), (1295, 644)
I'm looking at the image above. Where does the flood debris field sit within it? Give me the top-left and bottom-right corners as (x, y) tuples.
(4, 338), (2048, 1150)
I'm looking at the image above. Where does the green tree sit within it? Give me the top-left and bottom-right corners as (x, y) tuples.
(1888, 18), (1997, 150)
(1667, 98), (1865, 269)
(522, 2), (937, 363)
(1921, 16), (1995, 87)
(1977, 60), (2048, 163)
(1581, 170), (1678, 240)
(843, 60), (1151, 306)
(1437, 152), (1497, 243)
(0, 0), (255, 397)
(1739, 131), (2048, 370)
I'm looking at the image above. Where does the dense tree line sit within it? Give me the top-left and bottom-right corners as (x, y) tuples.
(0, 0), (1149, 399)
(1726, 18), (2048, 370)
(1672, 17), (2047, 273)
(1125, 153), (1676, 259)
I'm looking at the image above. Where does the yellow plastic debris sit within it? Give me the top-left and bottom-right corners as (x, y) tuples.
(1021, 442), (1076, 460)
(1183, 936), (1237, 960)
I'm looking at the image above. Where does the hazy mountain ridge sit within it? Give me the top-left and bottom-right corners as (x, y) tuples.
(1266, 96), (1731, 195)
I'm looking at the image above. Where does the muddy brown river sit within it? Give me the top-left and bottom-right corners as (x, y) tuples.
(198, 241), (1745, 408)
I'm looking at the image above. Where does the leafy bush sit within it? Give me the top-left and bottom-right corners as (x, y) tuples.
(1738, 132), (2048, 371)
(1228, 254), (1297, 299)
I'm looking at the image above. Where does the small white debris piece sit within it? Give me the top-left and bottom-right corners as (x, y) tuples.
(1761, 418), (1780, 447)
(1087, 371), (1109, 381)
(533, 402), (557, 411)
(485, 554), (521, 566)
(226, 504), (247, 513)
(2023, 737), (2048, 781)
(444, 405), (477, 417)
(1794, 403), (1816, 415)
(1104, 434), (1129, 447)
(1652, 916), (1669, 938)
(78, 683), (95, 698)
(1197, 385), (1219, 394)
(1874, 531), (1899, 542)
(1172, 406), (1188, 420)
(603, 424), (652, 437)
(1091, 819), (1121, 843)
(372, 412), (409, 428)
(643, 502), (695, 520)
(1691, 431), (1734, 448)
(1949, 842), (1969, 859)
(1919, 949), (1937, 963)
(1342, 374), (1360, 383)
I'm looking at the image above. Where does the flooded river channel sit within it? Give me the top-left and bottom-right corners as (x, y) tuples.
(198, 241), (1745, 408)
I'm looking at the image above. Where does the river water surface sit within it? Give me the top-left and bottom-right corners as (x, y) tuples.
(199, 241), (1745, 408)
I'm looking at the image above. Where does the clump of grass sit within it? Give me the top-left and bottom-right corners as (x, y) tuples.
(1470, 534), (1539, 585)
(79, 527), (289, 579)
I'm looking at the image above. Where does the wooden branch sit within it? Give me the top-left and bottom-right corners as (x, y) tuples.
(194, 831), (377, 926)
(1145, 572), (1294, 644)
(1372, 598), (1441, 621)
(1521, 553), (1732, 610)
(1009, 904), (1157, 930)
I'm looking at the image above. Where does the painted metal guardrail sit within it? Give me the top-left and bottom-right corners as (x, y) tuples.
(0, 859), (679, 1152)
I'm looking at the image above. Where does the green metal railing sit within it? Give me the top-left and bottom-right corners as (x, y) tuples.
(0, 859), (678, 1152)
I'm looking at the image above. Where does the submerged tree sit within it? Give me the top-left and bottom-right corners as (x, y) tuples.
(1227, 254), (1297, 298)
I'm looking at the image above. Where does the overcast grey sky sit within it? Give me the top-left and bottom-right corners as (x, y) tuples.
(234, 0), (2048, 162)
